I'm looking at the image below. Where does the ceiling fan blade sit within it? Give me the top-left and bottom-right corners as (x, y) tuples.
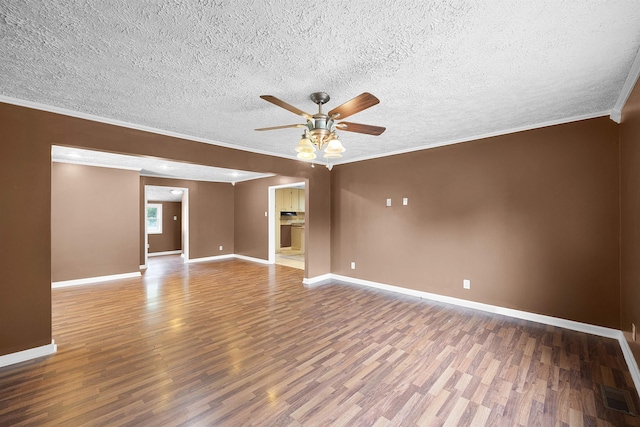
(255, 124), (306, 131)
(336, 121), (386, 136)
(328, 92), (380, 120)
(260, 95), (312, 119)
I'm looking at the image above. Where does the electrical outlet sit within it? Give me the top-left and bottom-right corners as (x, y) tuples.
(351, 262), (356, 270)
(463, 279), (471, 289)
(403, 197), (408, 206)
(633, 323), (637, 342)
(265, 211), (268, 217)
(219, 246), (223, 251)
(386, 198), (392, 207)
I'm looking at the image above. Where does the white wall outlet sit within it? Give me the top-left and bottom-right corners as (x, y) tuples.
(265, 211), (268, 217)
(174, 216), (177, 221)
(219, 246), (223, 251)
(403, 197), (408, 206)
(463, 279), (471, 289)
(351, 262), (356, 270)
(386, 198), (392, 207)
(633, 323), (637, 342)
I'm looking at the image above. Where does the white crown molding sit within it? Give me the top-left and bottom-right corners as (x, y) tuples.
(339, 111), (611, 165)
(0, 95), (304, 163)
(52, 272), (141, 288)
(0, 340), (57, 368)
(139, 172), (275, 184)
(611, 46), (640, 123)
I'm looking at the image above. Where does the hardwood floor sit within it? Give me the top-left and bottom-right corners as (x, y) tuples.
(1, 255), (639, 426)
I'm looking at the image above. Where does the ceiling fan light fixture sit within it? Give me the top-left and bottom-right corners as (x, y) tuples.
(295, 136), (316, 153)
(324, 138), (345, 154)
(257, 92), (385, 167)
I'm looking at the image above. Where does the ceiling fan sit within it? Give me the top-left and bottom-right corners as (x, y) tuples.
(256, 92), (386, 161)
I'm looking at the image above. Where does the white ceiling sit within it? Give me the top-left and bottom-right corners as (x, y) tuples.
(3, 1), (640, 166)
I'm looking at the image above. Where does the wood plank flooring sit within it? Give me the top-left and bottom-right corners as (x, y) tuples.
(1, 255), (639, 426)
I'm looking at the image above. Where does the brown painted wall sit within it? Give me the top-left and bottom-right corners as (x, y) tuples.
(140, 177), (235, 262)
(51, 163), (140, 282)
(620, 77), (640, 367)
(1, 105), (52, 355)
(1, 101), (331, 357)
(331, 117), (620, 328)
(148, 201), (182, 253)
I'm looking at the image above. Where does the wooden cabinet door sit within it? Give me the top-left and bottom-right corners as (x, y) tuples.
(298, 189), (305, 212)
(283, 189), (292, 211)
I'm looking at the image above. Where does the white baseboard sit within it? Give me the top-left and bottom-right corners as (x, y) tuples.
(140, 264), (147, 270)
(234, 254), (270, 265)
(617, 333), (640, 395)
(184, 254), (270, 265)
(0, 340), (57, 368)
(52, 271), (141, 288)
(313, 273), (640, 391)
(302, 273), (332, 285)
(185, 254), (235, 264)
(148, 250), (182, 257)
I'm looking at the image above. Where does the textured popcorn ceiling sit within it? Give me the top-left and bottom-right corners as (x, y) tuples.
(2, 1), (640, 166)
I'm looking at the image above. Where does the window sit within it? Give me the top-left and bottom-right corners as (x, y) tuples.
(147, 203), (163, 234)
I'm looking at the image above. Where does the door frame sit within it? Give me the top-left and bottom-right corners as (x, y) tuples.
(268, 182), (306, 265)
(143, 185), (189, 267)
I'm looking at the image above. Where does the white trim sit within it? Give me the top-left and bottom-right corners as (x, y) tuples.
(148, 250), (182, 257)
(337, 111), (611, 165)
(327, 273), (640, 389)
(52, 271), (141, 288)
(2, 95), (611, 167)
(0, 340), (57, 368)
(0, 95), (300, 162)
(185, 254), (235, 264)
(618, 333), (640, 395)
(329, 274), (620, 338)
(140, 264), (147, 270)
(302, 273), (333, 286)
(51, 158), (141, 171)
(611, 46), (640, 123)
(268, 182), (306, 265)
(234, 254), (271, 265)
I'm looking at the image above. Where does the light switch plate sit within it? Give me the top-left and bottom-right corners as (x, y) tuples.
(386, 198), (392, 207)
(351, 262), (356, 269)
(463, 279), (471, 289)
(403, 197), (408, 206)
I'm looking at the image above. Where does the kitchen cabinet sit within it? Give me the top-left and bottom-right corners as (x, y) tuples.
(277, 188), (305, 212)
(280, 224), (291, 247)
(291, 226), (304, 252)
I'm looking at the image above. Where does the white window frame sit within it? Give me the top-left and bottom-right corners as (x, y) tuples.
(147, 203), (163, 234)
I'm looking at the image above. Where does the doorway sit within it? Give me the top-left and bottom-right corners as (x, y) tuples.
(144, 185), (189, 268)
(268, 182), (306, 270)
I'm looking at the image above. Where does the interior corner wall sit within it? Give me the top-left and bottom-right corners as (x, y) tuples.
(52, 162), (140, 282)
(147, 201), (182, 253)
(141, 177), (235, 262)
(620, 76), (640, 367)
(331, 117), (621, 329)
